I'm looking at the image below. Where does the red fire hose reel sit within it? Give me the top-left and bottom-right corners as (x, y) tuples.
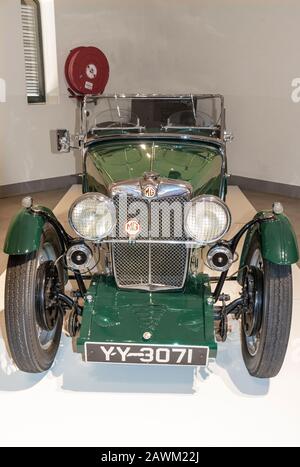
(65, 46), (110, 96)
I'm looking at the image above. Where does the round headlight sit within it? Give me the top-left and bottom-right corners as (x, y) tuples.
(185, 195), (231, 245)
(69, 193), (116, 241)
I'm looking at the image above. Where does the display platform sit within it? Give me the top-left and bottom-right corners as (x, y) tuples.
(0, 186), (299, 447)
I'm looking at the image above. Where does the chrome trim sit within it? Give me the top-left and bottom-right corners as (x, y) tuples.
(224, 130), (234, 143)
(90, 126), (146, 133)
(116, 283), (187, 292)
(66, 244), (94, 272)
(86, 132), (224, 148)
(148, 241), (152, 287)
(85, 93), (224, 102)
(141, 171), (160, 199)
(102, 239), (200, 246)
(110, 180), (141, 198)
(112, 247), (191, 292)
(273, 202), (284, 215)
(207, 245), (234, 272)
(110, 176), (192, 199)
(162, 125), (220, 132)
(69, 193), (116, 242)
(81, 93), (226, 143)
(111, 184), (192, 291)
(184, 195), (232, 245)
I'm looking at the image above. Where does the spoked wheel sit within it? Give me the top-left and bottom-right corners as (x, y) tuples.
(241, 232), (293, 378)
(5, 224), (64, 373)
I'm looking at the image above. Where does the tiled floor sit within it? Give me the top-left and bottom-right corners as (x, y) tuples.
(0, 187), (299, 274)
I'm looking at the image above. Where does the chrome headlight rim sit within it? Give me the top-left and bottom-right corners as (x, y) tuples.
(185, 195), (232, 245)
(68, 193), (116, 242)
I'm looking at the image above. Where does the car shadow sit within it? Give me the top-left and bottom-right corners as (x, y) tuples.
(52, 337), (197, 394)
(0, 263), (269, 397)
(0, 274), (269, 396)
(0, 318), (269, 395)
(213, 319), (270, 396)
(0, 310), (46, 390)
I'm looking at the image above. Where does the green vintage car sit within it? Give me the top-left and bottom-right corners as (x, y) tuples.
(3, 94), (299, 378)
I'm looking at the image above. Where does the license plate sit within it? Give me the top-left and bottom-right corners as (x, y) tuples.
(85, 343), (209, 366)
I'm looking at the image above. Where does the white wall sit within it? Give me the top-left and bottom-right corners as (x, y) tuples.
(1, 0), (300, 187)
(0, 0), (75, 186)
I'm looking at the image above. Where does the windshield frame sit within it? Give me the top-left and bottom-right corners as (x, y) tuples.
(78, 93), (226, 145)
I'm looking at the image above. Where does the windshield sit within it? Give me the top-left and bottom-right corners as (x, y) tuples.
(83, 94), (224, 139)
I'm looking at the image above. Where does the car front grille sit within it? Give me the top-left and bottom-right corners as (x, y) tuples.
(112, 195), (190, 291)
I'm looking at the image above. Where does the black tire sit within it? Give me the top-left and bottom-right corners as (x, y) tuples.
(5, 224), (64, 373)
(241, 232), (293, 379)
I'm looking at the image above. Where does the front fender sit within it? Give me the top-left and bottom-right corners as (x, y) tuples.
(4, 206), (55, 256)
(260, 213), (299, 264)
(238, 212), (299, 282)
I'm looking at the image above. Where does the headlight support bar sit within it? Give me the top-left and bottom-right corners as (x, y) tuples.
(29, 207), (273, 303)
(29, 207), (87, 296)
(213, 217), (273, 301)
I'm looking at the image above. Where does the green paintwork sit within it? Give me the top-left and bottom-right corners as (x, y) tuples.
(76, 274), (217, 357)
(85, 140), (224, 198)
(260, 213), (299, 264)
(238, 223), (258, 284)
(4, 206), (56, 255)
(239, 211), (299, 281)
(78, 139), (222, 357)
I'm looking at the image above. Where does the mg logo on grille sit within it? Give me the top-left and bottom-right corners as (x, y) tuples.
(125, 219), (141, 237)
(143, 185), (156, 198)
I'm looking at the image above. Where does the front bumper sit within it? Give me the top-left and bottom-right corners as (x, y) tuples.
(76, 274), (217, 361)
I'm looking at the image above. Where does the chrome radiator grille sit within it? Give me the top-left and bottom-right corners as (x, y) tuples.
(112, 195), (189, 291)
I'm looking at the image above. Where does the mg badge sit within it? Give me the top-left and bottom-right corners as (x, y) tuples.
(125, 219), (141, 237)
(143, 185), (156, 198)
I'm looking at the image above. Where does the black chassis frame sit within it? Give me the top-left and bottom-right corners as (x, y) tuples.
(28, 205), (273, 323)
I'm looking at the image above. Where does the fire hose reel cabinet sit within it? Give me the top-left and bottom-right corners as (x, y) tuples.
(65, 46), (109, 95)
